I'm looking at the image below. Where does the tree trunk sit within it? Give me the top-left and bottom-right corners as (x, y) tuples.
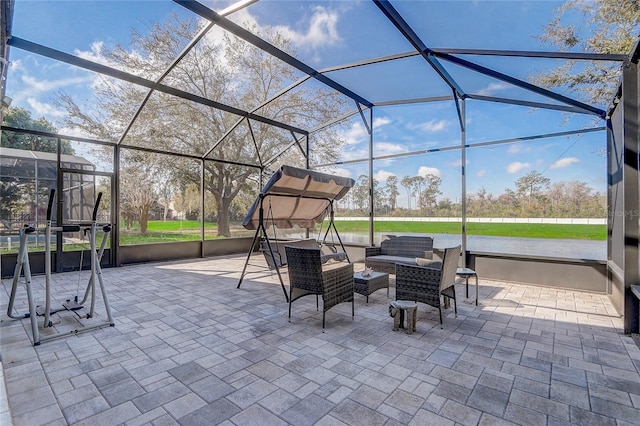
(217, 197), (231, 237)
(139, 209), (149, 234)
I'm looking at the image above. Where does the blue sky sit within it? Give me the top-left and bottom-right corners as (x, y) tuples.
(6, 0), (612, 207)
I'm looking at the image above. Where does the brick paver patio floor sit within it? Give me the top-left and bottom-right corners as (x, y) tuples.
(1, 255), (639, 425)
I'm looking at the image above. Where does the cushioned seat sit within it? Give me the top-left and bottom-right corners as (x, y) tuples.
(396, 245), (461, 328)
(365, 255), (420, 266)
(365, 235), (434, 274)
(285, 245), (354, 329)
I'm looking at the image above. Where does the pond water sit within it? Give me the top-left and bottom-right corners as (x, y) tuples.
(284, 231), (606, 261)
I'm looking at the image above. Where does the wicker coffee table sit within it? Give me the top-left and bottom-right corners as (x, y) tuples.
(354, 271), (389, 303)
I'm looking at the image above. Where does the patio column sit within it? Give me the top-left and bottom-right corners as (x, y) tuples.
(369, 108), (374, 246)
(621, 51), (639, 334)
(200, 158), (205, 258)
(608, 43), (640, 334)
(461, 98), (467, 268)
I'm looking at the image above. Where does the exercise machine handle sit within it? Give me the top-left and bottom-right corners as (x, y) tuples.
(92, 192), (103, 222)
(44, 189), (104, 226)
(46, 188), (55, 221)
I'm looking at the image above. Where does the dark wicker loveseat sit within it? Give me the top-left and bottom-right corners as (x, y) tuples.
(365, 234), (434, 274)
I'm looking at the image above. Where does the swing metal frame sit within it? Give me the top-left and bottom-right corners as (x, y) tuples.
(237, 193), (349, 302)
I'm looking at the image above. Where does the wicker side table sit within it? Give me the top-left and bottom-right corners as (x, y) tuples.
(354, 271), (390, 303)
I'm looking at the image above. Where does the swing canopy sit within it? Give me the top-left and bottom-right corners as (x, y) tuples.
(242, 165), (355, 230)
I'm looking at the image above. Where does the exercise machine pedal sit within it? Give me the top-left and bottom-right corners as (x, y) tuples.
(62, 299), (83, 311)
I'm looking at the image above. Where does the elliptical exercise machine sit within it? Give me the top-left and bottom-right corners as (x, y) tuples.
(7, 189), (115, 345)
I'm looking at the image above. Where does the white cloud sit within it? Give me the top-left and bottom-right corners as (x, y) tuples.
(374, 142), (406, 156)
(477, 82), (511, 96)
(410, 119), (448, 133)
(507, 161), (530, 174)
(305, 6), (341, 47)
(27, 98), (66, 118)
(477, 169), (486, 177)
(418, 166), (441, 178)
(332, 167), (352, 178)
(226, 6), (341, 63)
(74, 41), (112, 67)
(374, 169), (395, 182)
(75, 40), (161, 79)
(20, 73), (94, 94)
(344, 122), (368, 145)
(57, 125), (94, 139)
(550, 157), (579, 168)
(507, 144), (523, 155)
(338, 147), (368, 162)
(8, 58), (95, 122)
(449, 159), (468, 167)
(373, 116), (391, 129)
(340, 117), (389, 146)
(318, 166), (351, 178)
(274, 6), (341, 54)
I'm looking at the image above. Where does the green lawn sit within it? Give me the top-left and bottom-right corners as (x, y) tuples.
(0, 218), (606, 254)
(332, 220), (606, 240)
(118, 220), (239, 245)
(137, 220), (205, 231)
(137, 219), (606, 240)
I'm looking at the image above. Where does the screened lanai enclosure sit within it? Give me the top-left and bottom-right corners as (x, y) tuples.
(0, 1), (638, 333)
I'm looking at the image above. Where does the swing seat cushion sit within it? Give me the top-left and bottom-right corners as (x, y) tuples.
(321, 252), (347, 263)
(260, 238), (319, 269)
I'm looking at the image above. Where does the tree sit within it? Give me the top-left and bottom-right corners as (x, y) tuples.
(158, 177), (177, 221)
(534, 0), (639, 104)
(0, 180), (25, 227)
(57, 15), (348, 237)
(412, 175), (425, 213)
(173, 182), (201, 221)
(401, 176), (413, 211)
(548, 180), (606, 217)
(547, 181), (567, 215)
(436, 197), (456, 217)
(372, 178), (386, 214)
(385, 175), (399, 211)
(351, 175), (370, 213)
(515, 170), (551, 214)
(119, 151), (159, 234)
(498, 188), (519, 216)
(2, 107), (74, 154)
(417, 174), (442, 214)
(1, 108), (74, 228)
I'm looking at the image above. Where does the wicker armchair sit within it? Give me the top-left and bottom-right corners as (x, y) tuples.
(284, 246), (354, 329)
(395, 245), (461, 327)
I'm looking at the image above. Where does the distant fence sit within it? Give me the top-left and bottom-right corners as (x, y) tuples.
(334, 217), (607, 225)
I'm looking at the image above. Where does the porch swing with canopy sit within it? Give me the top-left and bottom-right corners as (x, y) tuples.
(237, 165), (355, 301)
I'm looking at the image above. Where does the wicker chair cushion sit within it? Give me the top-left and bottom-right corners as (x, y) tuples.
(415, 258), (443, 268)
(321, 260), (350, 271)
